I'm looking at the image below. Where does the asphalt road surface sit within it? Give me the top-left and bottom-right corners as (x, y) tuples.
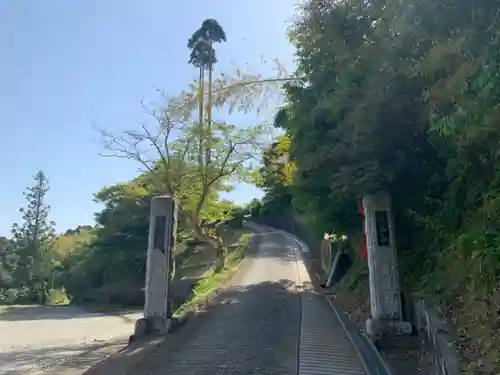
(0, 305), (141, 375)
(86, 225), (365, 375)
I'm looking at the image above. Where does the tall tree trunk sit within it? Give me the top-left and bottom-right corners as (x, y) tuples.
(191, 217), (226, 274)
(198, 66), (205, 171)
(206, 40), (213, 165)
(32, 176), (42, 246)
(32, 174), (43, 283)
(214, 238), (225, 273)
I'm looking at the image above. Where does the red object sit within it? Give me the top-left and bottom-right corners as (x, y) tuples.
(361, 231), (368, 260)
(358, 199), (364, 216)
(359, 199), (368, 260)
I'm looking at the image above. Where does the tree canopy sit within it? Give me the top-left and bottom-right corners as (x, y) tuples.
(0, 171), (57, 303)
(252, 1), (500, 372)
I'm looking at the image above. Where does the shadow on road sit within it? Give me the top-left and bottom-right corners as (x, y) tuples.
(0, 304), (142, 322)
(84, 279), (302, 375)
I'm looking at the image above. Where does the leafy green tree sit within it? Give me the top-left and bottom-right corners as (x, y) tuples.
(0, 237), (17, 291)
(9, 171), (56, 302)
(257, 132), (294, 214)
(61, 179), (151, 301)
(0, 236), (7, 252)
(61, 163), (233, 303)
(267, 1), (500, 372)
(247, 199), (262, 218)
(99, 96), (264, 271)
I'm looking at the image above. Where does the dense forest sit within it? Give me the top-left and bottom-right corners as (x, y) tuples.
(252, 0), (500, 373)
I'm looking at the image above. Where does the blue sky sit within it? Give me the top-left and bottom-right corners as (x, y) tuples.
(0, 0), (296, 235)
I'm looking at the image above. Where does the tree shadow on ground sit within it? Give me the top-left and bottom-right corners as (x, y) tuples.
(84, 279), (303, 375)
(0, 337), (128, 375)
(0, 305), (105, 322)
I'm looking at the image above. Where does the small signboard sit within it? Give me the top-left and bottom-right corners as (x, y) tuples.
(375, 210), (391, 247)
(154, 215), (167, 252)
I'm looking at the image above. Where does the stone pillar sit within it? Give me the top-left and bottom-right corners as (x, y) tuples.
(363, 191), (412, 339)
(143, 195), (178, 332)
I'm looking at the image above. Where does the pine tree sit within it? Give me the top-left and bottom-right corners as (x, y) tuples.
(10, 171), (56, 300)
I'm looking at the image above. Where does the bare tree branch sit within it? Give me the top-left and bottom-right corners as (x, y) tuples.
(95, 74), (272, 273)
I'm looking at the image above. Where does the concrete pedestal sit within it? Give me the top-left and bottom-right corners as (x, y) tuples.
(362, 192), (412, 339)
(142, 195), (178, 333)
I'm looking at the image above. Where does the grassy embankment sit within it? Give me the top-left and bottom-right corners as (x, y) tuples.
(173, 229), (252, 317)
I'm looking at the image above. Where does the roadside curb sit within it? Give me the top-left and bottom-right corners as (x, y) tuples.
(132, 231), (258, 340)
(169, 254), (249, 331)
(168, 229), (262, 331)
(282, 226), (394, 375)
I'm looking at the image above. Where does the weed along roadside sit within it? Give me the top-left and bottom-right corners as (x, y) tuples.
(130, 228), (253, 339)
(171, 230), (252, 325)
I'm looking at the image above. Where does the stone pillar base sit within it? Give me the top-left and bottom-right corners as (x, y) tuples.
(131, 317), (171, 340)
(365, 318), (413, 340)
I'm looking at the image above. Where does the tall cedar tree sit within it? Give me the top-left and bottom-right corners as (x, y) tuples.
(10, 171), (56, 295)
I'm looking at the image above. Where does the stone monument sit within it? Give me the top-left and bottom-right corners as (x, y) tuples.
(134, 195), (178, 338)
(362, 191), (412, 339)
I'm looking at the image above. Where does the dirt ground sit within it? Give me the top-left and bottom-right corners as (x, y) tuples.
(0, 305), (141, 375)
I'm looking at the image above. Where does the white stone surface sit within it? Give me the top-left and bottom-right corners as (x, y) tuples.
(363, 192), (404, 325)
(144, 195), (176, 331)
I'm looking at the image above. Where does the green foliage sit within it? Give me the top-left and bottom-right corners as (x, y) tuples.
(53, 226), (95, 259)
(61, 179), (152, 302)
(188, 18), (226, 69)
(251, 0), (500, 372)
(173, 229), (249, 317)
(0, 287), (31, 305)
(247, 198), (262, 218)
(98, 78), (266, 274)
(59, 164), (244, 303)
(0, 171), (57, 304)
(36, 23), (267, 304)
(255, 133), (294, 215)
(272, 0), (500, 286)
(45, 288), (70, 305)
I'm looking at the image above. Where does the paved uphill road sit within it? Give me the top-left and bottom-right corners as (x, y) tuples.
(87, 226), (366, 375)
(0, 305), (141, 375)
